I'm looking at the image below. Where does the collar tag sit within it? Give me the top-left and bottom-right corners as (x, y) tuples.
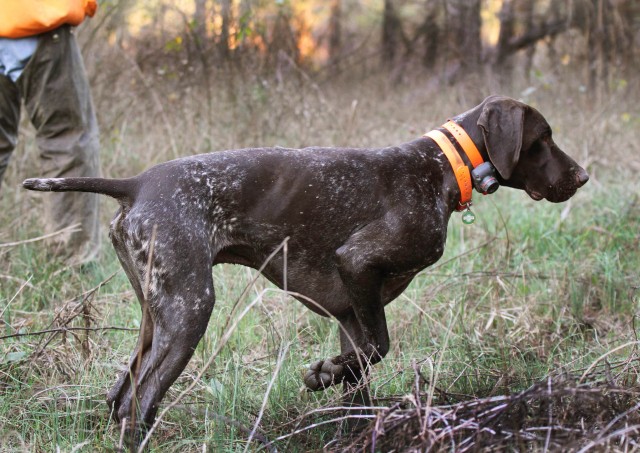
(462, 207), (476, 225)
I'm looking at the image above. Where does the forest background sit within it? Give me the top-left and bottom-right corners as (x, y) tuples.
(1, 0), (640, 451)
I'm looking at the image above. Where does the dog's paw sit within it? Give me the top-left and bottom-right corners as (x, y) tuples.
(303, 359), (344, 391)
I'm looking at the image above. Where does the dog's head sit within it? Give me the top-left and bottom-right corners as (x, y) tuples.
(477, 96), (589, 202)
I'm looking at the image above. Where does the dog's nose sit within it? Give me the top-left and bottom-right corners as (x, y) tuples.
(575, 168), (589, 187)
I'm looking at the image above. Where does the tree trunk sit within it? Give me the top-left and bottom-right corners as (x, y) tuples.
(193, 0), (207, 45)
(328, 0), (342, 66)
(219, 0), (232, 60)
(522, 0), (536, 82)
(421, 12), (439, 69)
(382, 0), (402, 66)
(545, 0), (563, 73)
(237, 0), (252, 53)
(495, 0), (515, 71)
(446, 0), (481, 72)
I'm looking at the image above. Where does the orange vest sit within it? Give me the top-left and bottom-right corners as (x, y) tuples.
(0, 0), (97, 38)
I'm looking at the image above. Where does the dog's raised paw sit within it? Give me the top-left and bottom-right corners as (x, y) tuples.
(303, 359), (344, 391)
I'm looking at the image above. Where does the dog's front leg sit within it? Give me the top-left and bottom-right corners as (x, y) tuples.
(303, 241), (390, 391)
(338, 311), (371, 402)
(338, 310), (374, 431)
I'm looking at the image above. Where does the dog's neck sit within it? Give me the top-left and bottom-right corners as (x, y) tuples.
(450, 108), (488, 162)
(424, 115), (489, 212)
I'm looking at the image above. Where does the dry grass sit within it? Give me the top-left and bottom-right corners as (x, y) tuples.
(1, 36), (640, 450)
(337, 357), (640, 452)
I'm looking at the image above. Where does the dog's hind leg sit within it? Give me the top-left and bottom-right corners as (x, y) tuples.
(107, 224), (216, 440)
(106, 213), (154, 421)
(113, 270), (215, 439)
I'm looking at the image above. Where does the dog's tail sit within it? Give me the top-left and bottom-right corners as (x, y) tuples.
(23, 177), (137, 202)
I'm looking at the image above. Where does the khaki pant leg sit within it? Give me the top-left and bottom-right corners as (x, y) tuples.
(18, 26), (100, 264)
(0, 74), (20, 188)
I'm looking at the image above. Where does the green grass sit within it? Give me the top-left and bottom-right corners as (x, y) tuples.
(2, 179), (637, 451)
(1, 73), (639, 451)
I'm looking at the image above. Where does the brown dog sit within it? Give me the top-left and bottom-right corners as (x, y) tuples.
(23, 95), (588, 438)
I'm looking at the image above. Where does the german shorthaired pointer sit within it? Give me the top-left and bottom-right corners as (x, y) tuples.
(23, 95), (588, 437)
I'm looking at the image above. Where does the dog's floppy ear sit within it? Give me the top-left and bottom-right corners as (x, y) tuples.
(477, 97), (525, 180)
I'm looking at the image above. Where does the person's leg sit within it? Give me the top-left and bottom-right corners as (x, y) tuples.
(0, 74), (20, 188)
(18, 26), (100, 264)
(0, 37), (36, 189)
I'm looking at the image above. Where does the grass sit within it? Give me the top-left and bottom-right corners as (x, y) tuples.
(1, 64), (640, 451)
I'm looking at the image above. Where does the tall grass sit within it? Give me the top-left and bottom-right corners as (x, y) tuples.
(1, 60), (639, 451)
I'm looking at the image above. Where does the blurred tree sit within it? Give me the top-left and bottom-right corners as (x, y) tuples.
(193, 0), (207, 45)
(269, 3), (299, 65)
(419, 4), (440, 70)
(495, 0), (515, 70)
(446, 0), (481, 72)
(88, 0), (639, 89)
(382, 0), (403, 65)
(219, 0), (232, 59)
(328, 0), (342, 66)
(576, 0), (636, 92)
(521, 0), (535, 81)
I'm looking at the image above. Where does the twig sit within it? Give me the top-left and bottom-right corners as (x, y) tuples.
(176, 406), (277, 453)
(244, 342), (290, 453)
(0, 274), (36, 288)
(586, 400), (640, 445)
(425, 305), (461, 413)
(29, 272), (118, 360)
(577, 425), (640, 453)
(422, 236), (497, 272)
(543, 376), (552, 453)
(0, 275), (32, 319)
(214, 238), (290, 345)
(118, 418), (127, 453)
(0, 224), (81, 248)
(69, 440), (91, 453)
(0, 326), (138, 341)
(579, 341), (640, 383)
(267, 414), (376, 446)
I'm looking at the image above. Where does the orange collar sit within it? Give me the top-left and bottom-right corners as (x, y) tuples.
(424, 121), (484, 211)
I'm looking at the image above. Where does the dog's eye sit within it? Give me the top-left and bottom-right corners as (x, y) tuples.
(528, 141), (545, 157)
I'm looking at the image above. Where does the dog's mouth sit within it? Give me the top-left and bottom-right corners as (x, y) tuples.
(525, 169), (588, 203)
(546, 186), (579, 203)
(526, 188), (544, 201)
(527, 184), (579, 203)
